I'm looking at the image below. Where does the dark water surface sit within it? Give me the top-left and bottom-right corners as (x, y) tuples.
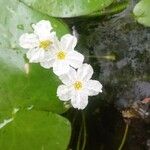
(64, 1), (150, 150)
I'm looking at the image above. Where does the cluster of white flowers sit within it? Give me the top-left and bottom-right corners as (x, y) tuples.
(19, 20), (103, 110)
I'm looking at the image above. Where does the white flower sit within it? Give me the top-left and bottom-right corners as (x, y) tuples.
(40, 34), (84, 76)
(57, 64), (103, 109)
(19, 20), (56, 63)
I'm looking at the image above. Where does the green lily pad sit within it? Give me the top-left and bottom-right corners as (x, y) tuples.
(0, 0), (70, 113)
(133, 0), (150, 27)
(0, 0), (69, 49)
(0, 48), (67, 113)
(89, 0), (129, 17)
(21, 0), (114, 18)
(0, 110), (71, 150)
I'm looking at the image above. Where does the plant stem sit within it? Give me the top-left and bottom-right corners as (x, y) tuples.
(85, 55), (116, 61)
(77, 116), (83, 150)
(76, 111), (87, 150)
(81, 112), (87, 150)
(69, 111), (78, 149)
(118, 123), (129, 150)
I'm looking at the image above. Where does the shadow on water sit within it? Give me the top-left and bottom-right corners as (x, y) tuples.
(63, 1), (150, 149)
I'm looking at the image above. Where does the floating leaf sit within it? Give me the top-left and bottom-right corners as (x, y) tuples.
(133, 0), (150, 27)
(0, 0), (70, 113)
(0, 110), (71, 150)
(0, 0), (69, 49)
(21, 0), (114, 18)
(0, 48), (67, 113)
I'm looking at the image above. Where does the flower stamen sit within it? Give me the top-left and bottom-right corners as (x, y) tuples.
(57, 51), (66, 60)
(73, 81), (82, 90)
(39, 40), (52, 50)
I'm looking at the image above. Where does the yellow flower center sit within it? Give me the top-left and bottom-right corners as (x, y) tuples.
(57, 51), (66, 60)
(73, 81), (82, 90)
(39, 40), (52, 50)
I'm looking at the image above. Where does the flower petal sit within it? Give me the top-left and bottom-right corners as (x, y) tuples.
(42, 50), (55, 60)
(52, 37), (62, 51)
(32, 20), (53, 40)
(40, 32), (56, 41)
(26, 48), (45, 63)
(59, 67), (77, 85)
(60, 34), (77, 51)
(43, 31), (57, 42)
(86, 80), (103, 96)
(38, 49), (55, 68)
(19, 33), (38, 49)
(53, 61), (70, 76)
(32, 20), (52, 33)
(68, 50), (84, 69)
(40, 59), (55, 69)
(77, 64), (94, 81)
(71, 92), (88, 110)
(57, 85), (72, 101)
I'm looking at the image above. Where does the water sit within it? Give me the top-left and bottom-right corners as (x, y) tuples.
(64, 1), (150, 150)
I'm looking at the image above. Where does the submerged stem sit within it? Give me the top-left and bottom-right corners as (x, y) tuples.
(81, 112), (87, 150)
(77, 117), (83, 150)
(118, 123), (129, 150)
(76, 111), (87, 150)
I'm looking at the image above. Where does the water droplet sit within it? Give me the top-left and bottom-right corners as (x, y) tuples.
(12, 108), (19, 114)
(27, 105), (34, 110)
(0, 118), (13, 129)
(17, 24), (24, 30)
